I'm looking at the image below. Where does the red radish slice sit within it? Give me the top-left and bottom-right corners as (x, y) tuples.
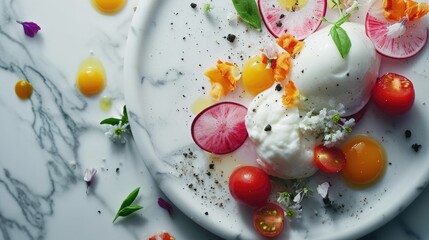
(365, 0), (428, 59)
(191, 102), (248, 154)
(258, 0), (327, 40)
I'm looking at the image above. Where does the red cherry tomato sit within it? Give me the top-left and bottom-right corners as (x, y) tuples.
(372, 73), (415, 115)
(228, 166), (271, 207)
(148, 232), (175, 240)
(314, 145), (346, 173)
(253, 203), (285, 238)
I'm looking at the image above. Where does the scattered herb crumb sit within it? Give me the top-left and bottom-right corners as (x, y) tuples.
(203, 3), (213, 13)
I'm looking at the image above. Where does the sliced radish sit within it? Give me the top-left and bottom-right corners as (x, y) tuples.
(191, 102), (248, 154)
(258, 0), (326, 40)
(365, 0), (428, 59)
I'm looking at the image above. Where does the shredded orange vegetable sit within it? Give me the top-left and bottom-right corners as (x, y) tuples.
(276, 34), (304, 57)
(204, 60), (239, 100)
(384, 0), (429, 21)
(282, 80), (300, 106)
(273, 52), (291, 82)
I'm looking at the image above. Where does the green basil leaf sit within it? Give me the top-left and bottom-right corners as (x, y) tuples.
(232, 0), (261, 29)
(330, 25), (351, 59)
(100, 118), (121, 126)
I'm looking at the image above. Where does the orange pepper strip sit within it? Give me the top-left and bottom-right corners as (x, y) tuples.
(282, 80), (300, 106)
(273, 52), (291, 82)
(204, 60), (239, 100)
(405, 1), (429, 21)
(276, 34), (304, 58)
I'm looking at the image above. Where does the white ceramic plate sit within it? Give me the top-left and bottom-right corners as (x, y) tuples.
(124, 0), (429, 239)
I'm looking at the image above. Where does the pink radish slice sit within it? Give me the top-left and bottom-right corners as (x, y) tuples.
(365, 1), (428, 59)
(191, 102), (248, 154)
(258, 0), (326, 40)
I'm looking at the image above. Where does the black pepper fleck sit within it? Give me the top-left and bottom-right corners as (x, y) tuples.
(115, 168), (119, 173)
(98, 210), (101, 214)
(226, 34), (236, 43)
(412, 143), (422, 152)
(209, 163), (215, 169)
(275, 83), (282, 91)
(405, 129), (412, 138)
(264, 124), (272, 131)
(190, 3), (197, 8)
(205, 212), (209, 215)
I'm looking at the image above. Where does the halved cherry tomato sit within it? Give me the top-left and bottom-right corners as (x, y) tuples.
(253, 203), (285, 238)
(372, 73), (415, 115)
(228, 166), (271, 207)
(314, 145), (346, 173)
(148, 232), (175, 240)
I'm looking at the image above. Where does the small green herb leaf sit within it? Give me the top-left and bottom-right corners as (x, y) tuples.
(113, 205), (143, 222)
(100, 118), (121, 126)
(232, 0), (262, 29)
(119, 187), (140, 210)
(330, 25), (351, 59)
(113, 187), (142, 223)
(335, 14), (350, 26)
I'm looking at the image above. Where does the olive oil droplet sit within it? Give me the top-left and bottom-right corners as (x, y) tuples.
(99, 96), (112, 111)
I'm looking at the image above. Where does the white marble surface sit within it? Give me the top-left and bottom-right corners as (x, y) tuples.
(0, 0), (428, 239)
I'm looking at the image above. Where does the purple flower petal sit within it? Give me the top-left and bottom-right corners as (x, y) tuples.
(157, 197), (173, 216)
(17, 21), (41, 38)
(84, 168), (97, 186)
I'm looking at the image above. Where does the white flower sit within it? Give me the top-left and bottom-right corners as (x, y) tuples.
(387, 18), (407, 38)
(317, 182), (330, 199)
(105, 122), (129, 144)
(299, 104), (355, 146)
(344, 0), (359, 14)
(262, 42), (280, 60)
